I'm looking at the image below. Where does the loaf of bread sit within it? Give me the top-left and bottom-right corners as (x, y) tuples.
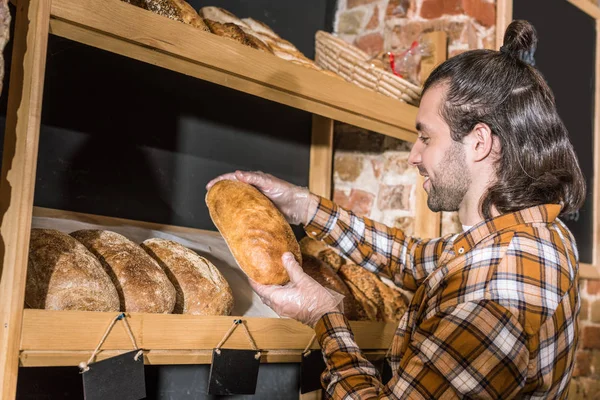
(141, 238), (234, 315)
(204, 19), (272, 54)
(242, 17), (278, 38)
(199, 6), (250, 29)
(71, 230), (176, 313)
(299, 237), (408, 321)
(206, 180), (301, 285)
(301, 255), (367, 321)
(26, 229), (120, 312)
(122, 0), (209, 31)
(373, 277), (407, 322)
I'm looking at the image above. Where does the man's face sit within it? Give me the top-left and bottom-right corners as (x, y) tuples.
(409, 84), (471, 212)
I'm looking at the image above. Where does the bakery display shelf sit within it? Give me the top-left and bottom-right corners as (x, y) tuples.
(48, 0), (418, 142)
(19, 207), (397, 367)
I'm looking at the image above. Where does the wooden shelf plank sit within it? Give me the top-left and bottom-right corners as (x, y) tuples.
(21, 208), (399, 366)
(20, 349), (387, 367)
(567, 0), (600, 19)
(48, 0), (418, 142)
(20, 310), (397, 365)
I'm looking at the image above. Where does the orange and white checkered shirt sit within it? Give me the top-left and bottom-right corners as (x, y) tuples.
(307, 197), (580, 399)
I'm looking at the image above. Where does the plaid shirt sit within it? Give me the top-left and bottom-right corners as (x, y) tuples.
(306, 197), (580, 399)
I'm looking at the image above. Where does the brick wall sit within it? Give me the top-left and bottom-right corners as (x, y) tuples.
(331, 1), (600, 398)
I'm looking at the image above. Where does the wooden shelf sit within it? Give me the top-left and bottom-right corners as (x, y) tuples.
(48, 0), (418, 142)
(19, 207), (398, 367)
(20, 309), (395, 366)
(567, 0), (600, 19)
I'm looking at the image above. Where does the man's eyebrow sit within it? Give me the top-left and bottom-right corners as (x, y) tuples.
(416, 122), (427, 133)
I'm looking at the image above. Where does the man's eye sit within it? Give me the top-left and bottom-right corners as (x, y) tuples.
(419, 137), (430, 144)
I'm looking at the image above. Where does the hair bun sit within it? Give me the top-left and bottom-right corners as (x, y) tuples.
(501, 20), (538, 66)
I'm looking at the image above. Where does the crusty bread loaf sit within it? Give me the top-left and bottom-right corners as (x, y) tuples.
(242, 17), (278, 38)
(26, 229), (120, 312)
(206, 180), (301, 285)
(71, 230), (176, 313)
(299, 236), (328, 259)
(199, 6), (250, 29)
(338, 264), (384, 321)
(122, 0), (209, 31)
(372, 277), (407, 322)
(301, 255), (367, 321)
(299, 237), (408, 321)
(141, 238), (234, 315)
(204, 19), (273, 54)
(242, 30), (274, 54)
(204, 19), (250, 46)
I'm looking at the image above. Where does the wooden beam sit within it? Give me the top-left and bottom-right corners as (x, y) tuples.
(0, 0), (51, 398)
(496, 0), (513, 49)
(20, 309), (397, 366)
(420, 31), (447, 82)
(413, 31), (447, 239)
(567, 0), (600, 20)
(309, 115), (334, 199)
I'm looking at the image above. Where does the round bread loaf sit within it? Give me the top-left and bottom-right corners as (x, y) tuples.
(70, 230), (176, 313)
(199, 6), (250, 29)
(141, 238), (234, 315)
(336, 263), (383, 321)
(301, 255), (367, 321)
(26, 229), (120, 312)
(242, 17), (278, 38)
(123, 0), (209, 31)
(206, 180), (301, 285)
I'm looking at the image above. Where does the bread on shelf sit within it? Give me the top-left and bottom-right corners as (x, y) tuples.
(206, 180), (302, 286)
(299, 237), (409, 322)
(122, 0), (209, 31)
(204, 19), (272, 54)
(71, 229), (177, 313)
(301, 255), (368, 321)
(199, 6), (250, 29)
(141, 238), (234, 315)
(26, 229), (120, 312)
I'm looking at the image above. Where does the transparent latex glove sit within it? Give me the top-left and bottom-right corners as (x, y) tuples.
(249, 252), (344, 328)
(206, 170), (313, 225)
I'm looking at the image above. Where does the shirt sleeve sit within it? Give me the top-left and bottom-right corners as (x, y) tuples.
(305, 196), (454, 291)
(316, 301), (529, 399)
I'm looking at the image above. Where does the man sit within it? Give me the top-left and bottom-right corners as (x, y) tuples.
(207, 20), (585, 399)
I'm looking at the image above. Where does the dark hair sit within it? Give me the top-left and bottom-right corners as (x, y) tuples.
(422, 20), (586, 219)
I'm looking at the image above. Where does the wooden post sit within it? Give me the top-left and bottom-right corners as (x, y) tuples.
(309, 115), (334, 199)
(496, 0), (513, 50)
(413, 31), (447, 239)
(0, 0), (51, 398)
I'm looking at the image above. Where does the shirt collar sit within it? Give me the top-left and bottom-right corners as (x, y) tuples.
(453, 204), (562, 255)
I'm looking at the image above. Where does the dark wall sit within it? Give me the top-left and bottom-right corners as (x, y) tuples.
(1, 1), (335, 398)
(513, 0), (596, 264)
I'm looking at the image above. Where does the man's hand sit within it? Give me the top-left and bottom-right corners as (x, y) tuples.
(249, 252), (344, 328)
(206, 170), (316, 226)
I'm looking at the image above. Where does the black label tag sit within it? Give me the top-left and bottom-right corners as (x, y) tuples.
(300, 350), (326, 394)
(382, 358), (393, 385)
(82, 350), (145, 400)
(208, 349), (260, 395)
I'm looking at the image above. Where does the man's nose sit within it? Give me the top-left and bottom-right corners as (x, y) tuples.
(408, 143), (421, 167)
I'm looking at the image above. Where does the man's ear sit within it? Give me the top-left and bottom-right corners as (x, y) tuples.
(469, 123), (495, 162)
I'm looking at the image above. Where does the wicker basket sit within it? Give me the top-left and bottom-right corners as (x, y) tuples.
(315, 31), (422, 106)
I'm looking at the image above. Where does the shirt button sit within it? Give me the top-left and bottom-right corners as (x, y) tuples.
(458, 247), (464, 254)
(311, 231), (317, 236)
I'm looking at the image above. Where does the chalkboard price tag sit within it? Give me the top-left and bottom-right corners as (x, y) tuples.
(208, 348), (260, 395)
(381, 358), (393, 385)
(82, 350), (145, 400)
(300, 350), (326, 394)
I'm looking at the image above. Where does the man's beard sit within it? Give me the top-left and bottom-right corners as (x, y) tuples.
(426, 142), (471, 212)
